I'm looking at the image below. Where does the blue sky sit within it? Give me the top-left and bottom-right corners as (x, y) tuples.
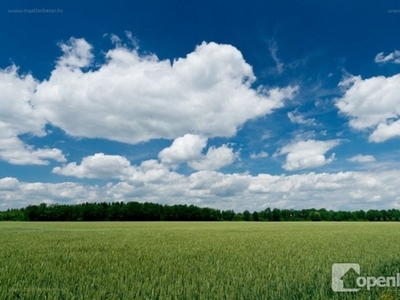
(1, 0), (400, 211)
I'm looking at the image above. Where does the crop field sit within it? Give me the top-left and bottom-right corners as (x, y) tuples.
(1, 222), (400, 300)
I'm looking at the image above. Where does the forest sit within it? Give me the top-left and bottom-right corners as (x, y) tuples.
(1, 201), (399, 222)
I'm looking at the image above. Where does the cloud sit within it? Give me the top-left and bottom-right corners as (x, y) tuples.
(347, 154), (376, 163)
(0, 129), (66, 165)
(33, 38), (297, 144)
(3, 168), (400, 211)
(336, 74), (400, 142)
(374, 50), (400, 64)
(369, 120), (400, 143)
(287, 110), (316, 126)
(0, 122), (66, 165)
(278, 139), (340, 171)
(0, 66), (65, 165)
(250, 151), (268, 159)
(0, 36), (298, 166)
(0, 177), (99, 209)
(57, 38), (94, 68)
(0, 177), (19, 190)
(53, 153), (133, 179)
(56, 136), (237, 179)
(131, 159), (183, 184)
(269, 42), (284, 75)
(53, 153), (183, 186)
(158, 134), (207, 166)
(0, 66), (42, 135)
(188, 145), (237, 171)
(158, 134), (237, 171)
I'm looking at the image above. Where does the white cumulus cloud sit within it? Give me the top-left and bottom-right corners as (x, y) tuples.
(159, 134), (237, 171)
(188, 145), (237, 171)
(57, 38), (94, 68)
(33, 38), (297, 144)
(158, 134), (207, 166)
(0, 67), (65, 165)
(54, 136), (238, 184)
(0, 123), (66, 165)
(336, 74), (400, 142)
(0, 36), (297, 165)
(369, 120), (400, 143)
(278, 139), (340, 171)
(3, 168), (400, 211)
(53, 153), (133, 179)
(53, 153), (183, 184)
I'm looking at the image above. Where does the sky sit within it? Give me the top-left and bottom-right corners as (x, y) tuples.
(0, 0), (400, 212)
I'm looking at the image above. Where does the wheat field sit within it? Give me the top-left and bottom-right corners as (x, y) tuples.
(1, 222), (400, 299)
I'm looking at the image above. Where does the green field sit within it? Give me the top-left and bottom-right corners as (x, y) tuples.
(1, 222), (400, 299)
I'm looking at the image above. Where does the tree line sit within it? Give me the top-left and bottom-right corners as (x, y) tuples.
(0, 201), (400, 221)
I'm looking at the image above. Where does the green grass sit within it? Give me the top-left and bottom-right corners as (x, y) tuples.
(1, 222), (400, 299)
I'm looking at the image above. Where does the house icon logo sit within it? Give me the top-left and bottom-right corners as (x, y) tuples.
(332, 263), (360, 292)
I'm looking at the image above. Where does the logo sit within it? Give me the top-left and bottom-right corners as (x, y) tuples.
(332, 263), (400, 292)
(332, 263), (360, 292)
